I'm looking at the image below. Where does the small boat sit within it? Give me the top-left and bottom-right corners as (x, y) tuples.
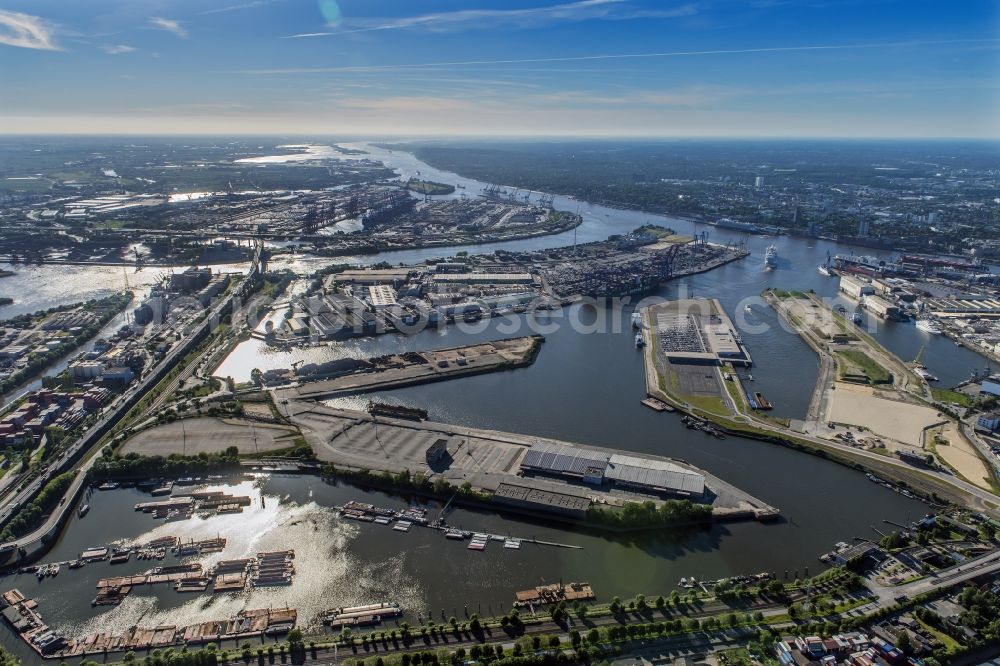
(916, 319), (942, 335)
(634, 333), (645, 348)
(49, 564), (60, 576)
(744, 305), (752, 313)
(631, 312), (642, 329)
(445, 530), (467, 540)
(78, 504), (90, 518)
(265, 623), (294, 636)
(97, 481), (120, 491)
(818, 264), (832, 276)
(68, 560), (84, 569)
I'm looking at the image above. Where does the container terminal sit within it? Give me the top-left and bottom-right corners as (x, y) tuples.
(256, 226), (746, 347)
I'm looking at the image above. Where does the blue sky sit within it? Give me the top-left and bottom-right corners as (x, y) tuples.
(1, 0), (998, 137)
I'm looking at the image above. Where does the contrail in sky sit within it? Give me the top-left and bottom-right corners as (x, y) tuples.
(246, 37), (1000, 75)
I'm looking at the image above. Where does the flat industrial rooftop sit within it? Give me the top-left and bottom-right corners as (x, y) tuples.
(278, 401), (776, 517)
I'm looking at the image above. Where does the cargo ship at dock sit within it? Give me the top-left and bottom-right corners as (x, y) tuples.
(833, 253), (898, 277)
(367, 402), (428, 421)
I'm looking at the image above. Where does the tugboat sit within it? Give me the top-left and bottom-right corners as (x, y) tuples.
(818, 251), (833, 276)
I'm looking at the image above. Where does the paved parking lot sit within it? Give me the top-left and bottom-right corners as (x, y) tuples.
(120, 417), (300, 455)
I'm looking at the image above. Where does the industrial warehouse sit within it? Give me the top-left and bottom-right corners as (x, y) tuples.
(283, 403), (778, 524)
(519, 442), (707, 497)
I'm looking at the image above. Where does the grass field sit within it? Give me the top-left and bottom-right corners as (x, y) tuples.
(932, 387), (976, 407)
(837, 349), (892, 384)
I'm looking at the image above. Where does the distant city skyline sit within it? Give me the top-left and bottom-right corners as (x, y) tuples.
(1, 0), (998, 137)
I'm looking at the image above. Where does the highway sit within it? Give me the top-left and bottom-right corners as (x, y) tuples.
(0, 244), (262, 560)
(896, 547), (1000, 598)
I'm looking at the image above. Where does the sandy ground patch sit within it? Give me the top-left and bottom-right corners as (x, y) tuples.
(929, 422), (994, 491)
(782, 297), (849, 340)
(120, 417), (299, 456)
(827, 382), (944, 447)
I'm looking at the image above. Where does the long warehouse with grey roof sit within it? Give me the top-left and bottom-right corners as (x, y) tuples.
(519, 442), (705, 497)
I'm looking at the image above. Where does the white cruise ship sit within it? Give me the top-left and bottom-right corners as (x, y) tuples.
(915, 319), (942, 335)
(764, 245), (777, 269)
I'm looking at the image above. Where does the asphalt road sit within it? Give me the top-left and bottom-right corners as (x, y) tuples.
(0, 246), (261, 555)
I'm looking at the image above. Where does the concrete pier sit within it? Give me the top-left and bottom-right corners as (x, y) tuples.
(271, 335), (543, 401)
(279, 402), (779, 524)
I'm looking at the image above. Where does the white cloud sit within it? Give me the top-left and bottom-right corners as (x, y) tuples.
(102, 44), (137, 55)
(336, 96), (480, 113)
(0, 9), (59, 50)
(149, 17), (188, 39)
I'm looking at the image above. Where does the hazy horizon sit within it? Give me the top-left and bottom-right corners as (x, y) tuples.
(1, 0), (999, 138)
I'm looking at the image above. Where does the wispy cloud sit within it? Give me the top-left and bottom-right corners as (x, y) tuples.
(101, 44), (137, 55)
(534, 87), (730, 107)
(286, 0), (693, 38)
(149, 17), (188, 39)
(252, 38), (1000, 73)
(201, 0), (284, 15)
(336, 96), (480, 113)
(0, 9), (59, 50)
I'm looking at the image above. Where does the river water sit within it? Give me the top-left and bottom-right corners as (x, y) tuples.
(1, 142), (992, 658)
